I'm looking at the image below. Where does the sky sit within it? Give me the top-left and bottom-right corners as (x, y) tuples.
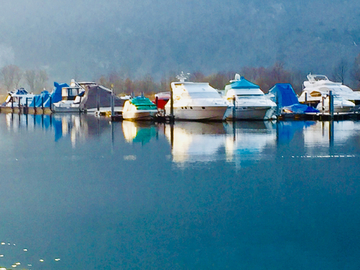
(0, 0), (360, 83)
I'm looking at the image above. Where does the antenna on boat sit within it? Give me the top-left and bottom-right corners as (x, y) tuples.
(176, 71), (190, 82)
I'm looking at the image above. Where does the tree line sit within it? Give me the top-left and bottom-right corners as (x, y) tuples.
(96, 56), (360, 97)
(0, 65), (49, 94)
(1, 53), (360, 97)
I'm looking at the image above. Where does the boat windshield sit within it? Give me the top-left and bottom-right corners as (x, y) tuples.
(307, 74), (329, 82)
(313, 75), (328, 81)
(187, 92), (221, 99)
(237, 94), (265, 99)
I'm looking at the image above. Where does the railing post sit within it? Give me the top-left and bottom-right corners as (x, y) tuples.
(329, 90), (334, 119)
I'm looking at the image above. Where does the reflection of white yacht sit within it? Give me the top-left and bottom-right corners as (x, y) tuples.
(223, 74), (276, 120)
(303, 121), (358, 147)
(122, 121), (157, 143)
(164, 122), (227, 163)
(223, 121), (276, 162)
(164, 74), (229, 121)
(298, 74), (357, 112)
(163, 121), (277, 164)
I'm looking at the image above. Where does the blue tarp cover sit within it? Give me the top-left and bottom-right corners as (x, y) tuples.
(283, 104), (319, 113)
(268, 83), (319, 113)
(43, 82), (69, 107)
(14, 88), (29, 95)
(269, 83), (299, 106)
(29, 90), (50, 107)
(230, 77), (259, 89)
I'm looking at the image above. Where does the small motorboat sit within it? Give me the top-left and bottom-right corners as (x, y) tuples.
(122, 96), (158, 120)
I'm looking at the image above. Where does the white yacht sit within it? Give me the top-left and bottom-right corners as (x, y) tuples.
(298, 74), (357, 112)
(223, 74), (276, 120)
(164, 73), (229, 121)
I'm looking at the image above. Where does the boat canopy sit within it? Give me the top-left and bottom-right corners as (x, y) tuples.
(229, 76), (259, 89)
(130, 96), (157, 110)
(27, 82), (69, 108)
(80, 85), (127, 110)
(269, 84), (299, 106)
(14, 88), (30, 95)
(268, 83), (319, 113)
(29, 90), (50, 107)
(47, 82), (69, 106)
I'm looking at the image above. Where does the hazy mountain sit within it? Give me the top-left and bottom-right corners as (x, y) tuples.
(0, 0), (360, 83)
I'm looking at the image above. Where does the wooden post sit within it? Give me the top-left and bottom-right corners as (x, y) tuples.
(170, 86), (174, 122)
(329, 90), (334, 119)
(96, 90), (100, 112)
(111, 86), (115, 120)
(24, 97), (28, 114)
(275, 91), (280, 119)
(232, 95), (236, 121)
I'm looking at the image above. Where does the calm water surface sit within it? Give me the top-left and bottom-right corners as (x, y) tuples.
(0, 114), (359, 269)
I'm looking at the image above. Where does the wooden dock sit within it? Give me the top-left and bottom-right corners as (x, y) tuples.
(2, 105), (360, 122)
(277, 111), (360, 121)
(0, 106), (53, 115)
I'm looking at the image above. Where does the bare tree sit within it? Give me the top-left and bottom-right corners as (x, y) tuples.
(190, 71), (206, 82)
(350, 53), (360, 89)
(25, 70), (36, 92)
(24, 69), (49, 93)
(13, 67), (23, 89)
(36, 70), (49, 91)
(331, 59), (348, 84)
(1, 65), (22, 92)
(206, 72), (234, 90)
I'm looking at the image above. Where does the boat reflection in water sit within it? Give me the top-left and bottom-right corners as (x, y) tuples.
(4, 113), (112, 147)
(163, 119), (360, 164)
(122, 120), (157, 144)
(303, 121), (359, 145)
(4, 112), (360, 160)
(164, 120), (278, 165)
(164, 121), (227, 163)
(223, 121), (277, 165)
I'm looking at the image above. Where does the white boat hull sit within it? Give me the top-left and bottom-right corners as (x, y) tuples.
(52, 106), (81, 113)
(171, 105), (228, 120)
(227, 106), (273, 120)
(316, 99), (355, 113)
(122, 110), (156, 120)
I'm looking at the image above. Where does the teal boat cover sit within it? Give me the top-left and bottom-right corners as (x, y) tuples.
(130, 96), (157, 110)
(229, 76), (259, 89)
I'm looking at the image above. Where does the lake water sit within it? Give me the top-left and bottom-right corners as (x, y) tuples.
(0, 113), (360, 269)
